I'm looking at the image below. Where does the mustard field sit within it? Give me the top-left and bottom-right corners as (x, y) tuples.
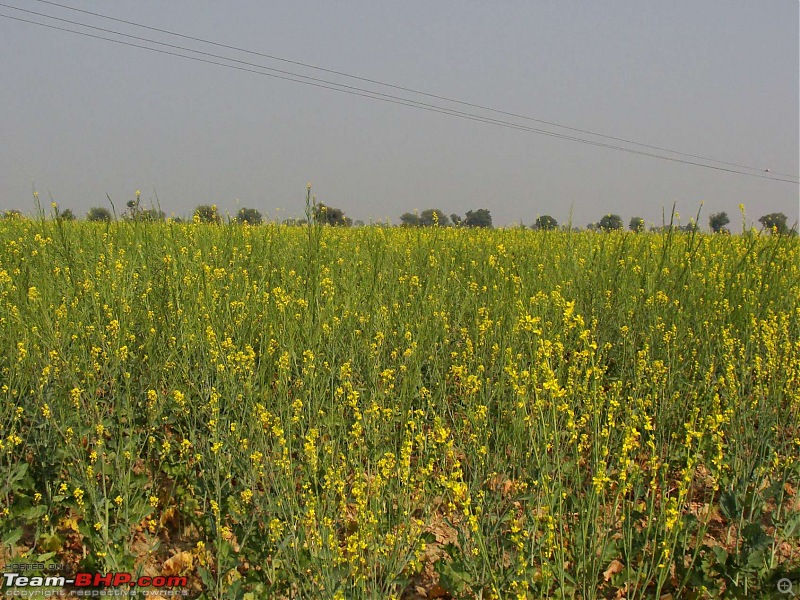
(1, 216), (798, 599)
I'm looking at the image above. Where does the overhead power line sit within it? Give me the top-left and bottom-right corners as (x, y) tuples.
(1, 6), (797, 184)
(23, 0), (799, 181)
(26, 0), (799, 180)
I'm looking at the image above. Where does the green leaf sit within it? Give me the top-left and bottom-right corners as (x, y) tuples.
(42, 533), (63, 553)
(783, 514), (800, 538)
(13, 462), (29, 480)
(720, 491), (739, 520)
(198, 566), (216, 590)
(6, 462), (30, 491)
(745, 547), (767, 571)
(742, 522), (773, 550)
(77, 520), (93, 538)
(437, 561), (474, 595)
(711, 545), (728, 566)
(21, 505), (48, 520)
(3, 527), (23, 547)
(222, 579), (243, 600)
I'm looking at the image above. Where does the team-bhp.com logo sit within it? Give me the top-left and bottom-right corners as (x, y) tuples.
(2, 570), (188, 596)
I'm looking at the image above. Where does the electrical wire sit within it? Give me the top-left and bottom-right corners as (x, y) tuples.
(1, 8), (797, 184)
(25, 0), (799, 180)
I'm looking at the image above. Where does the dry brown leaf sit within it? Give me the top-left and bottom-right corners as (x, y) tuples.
(603, 559), (624, 581)
(428, 520), (458, 546)
(162, 550), (193, 576)
(159, 505), (180, 529)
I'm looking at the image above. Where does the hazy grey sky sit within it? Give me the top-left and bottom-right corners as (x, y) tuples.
(1, 1), (798, 227)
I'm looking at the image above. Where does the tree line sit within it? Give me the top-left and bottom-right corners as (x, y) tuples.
(1, 203), (793, 235)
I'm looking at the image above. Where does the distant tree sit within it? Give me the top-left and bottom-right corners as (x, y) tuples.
(464, 209), (492, 228)
(709, 212), (730, 233)
(144, 209), (166, 222)
(450, 213), (462, 226)
(314, 203), (351, 226)
(758, 212), (788, 235)
(419, 208), (449, 227)
(126, 198), (165, 222)
(282, 218), (307, 226)
(400, 212), (422, 227)
(58, 208), (76, 221)
(681, 221), (699, 233)
(194, 204), (222, 224)
(2, 209), (24, 220)
(629, 217), (645, 232)
(534, 215), (558, 230)
(599, 214), (623, 231)
(420, 209), (444, 227)
(353, 219), (365, 227)
(87, 207), (112, 222)
(125, 198), (140, 221)
(587, 222), (600, 232)
(124, 193), (164, 222)
(236, 207), (263, 225)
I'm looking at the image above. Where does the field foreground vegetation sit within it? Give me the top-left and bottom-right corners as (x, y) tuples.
(0, 216), (798, 599)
